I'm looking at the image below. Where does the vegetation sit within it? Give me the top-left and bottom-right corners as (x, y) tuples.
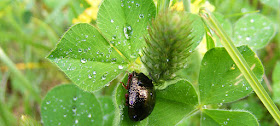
(0, 0), (280, 125)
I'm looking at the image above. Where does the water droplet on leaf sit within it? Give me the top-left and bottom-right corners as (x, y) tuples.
(81, 58), (87, 63)
(123, 24), (133, 39)
(139, 14), (144, 19)
(101, 75), (106, 80)
(78, 49), (82, 52)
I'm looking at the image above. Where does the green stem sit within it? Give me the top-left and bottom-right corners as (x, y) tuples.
(205, 25), (215, 50)
(0, 100), (16, 126)
(199, 8), (280, 124)
(0, 47), (41, 103)
(183, 0), (191, 12)
(157, 0), (170, 13)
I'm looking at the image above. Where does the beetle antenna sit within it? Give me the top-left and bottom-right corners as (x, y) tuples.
(149, 72), (155, 82)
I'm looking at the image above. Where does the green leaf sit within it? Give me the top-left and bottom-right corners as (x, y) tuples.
(199, 46), (264, 105)
(97, 0), (156, 60)
(176, 51), (201, 84)
(41, 84), (103, 126)
(201, 109), (259, 126)
(47, 23), (127, 91)
(233, 13), (275, 49)
(148, 80), (198, 125)
(231, 95), (264, 119)
(272, 61), (280, 83)
(188, 13), (205, 50)
(114, 79), (198, 125)
(260, 0), (279, 10)
(272, 61), (280, 104)
(98, 96), (115, 126)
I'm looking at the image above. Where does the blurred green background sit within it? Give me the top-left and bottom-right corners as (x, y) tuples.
(0, 0), (101, 125)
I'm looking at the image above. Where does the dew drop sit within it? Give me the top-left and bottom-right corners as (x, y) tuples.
(203, 62), (207, 66)
(250, 19), (254, 23)
(139, 14), (144, 19)
(88, 114), (92, 118)
(118, 65), (124, 69)
(72, 108), (77, 113)
(136, 3), (140, 7)
(88, 74), (92, 79)
(92, 71), (96, 75)
(73, 97), (77, 101)
(111, 58), (117, 62)
(123, 25), (133, 39)
(224, 121), (228, 125)
(78, 49), (82, 52)
(110, 19), (114, 23)
(81, 58), (87, 63)
(101, 75), (106, 80)
(75, 119), (78, 124)
(246, 37), (251, 41)
(112, 35), (117, 40)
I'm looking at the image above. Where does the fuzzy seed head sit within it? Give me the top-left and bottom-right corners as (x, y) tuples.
(141, 10), (194, 84)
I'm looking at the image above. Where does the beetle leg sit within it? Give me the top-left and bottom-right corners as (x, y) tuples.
(121, 82), (128, 90)
(127, 73), (133, 85)
(125, 93), (129, 106)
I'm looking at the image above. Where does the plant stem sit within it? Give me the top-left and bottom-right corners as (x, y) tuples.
(0, 47), (41, 103)
(0, 100), (16, 126)
(157, 0), (170, 13)
(199, 8), (280, 124)
(183, 0), (191, 12)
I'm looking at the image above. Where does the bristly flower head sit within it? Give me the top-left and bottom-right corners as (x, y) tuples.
(141, 10), (194, 85)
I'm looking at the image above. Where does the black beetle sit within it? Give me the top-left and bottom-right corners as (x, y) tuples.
(122, 71), (156, 121)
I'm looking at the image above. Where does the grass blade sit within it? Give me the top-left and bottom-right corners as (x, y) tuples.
(199, 8), (280, 124)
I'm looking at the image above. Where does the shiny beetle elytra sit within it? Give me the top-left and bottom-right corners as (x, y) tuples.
(122, 71), (156, 121)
